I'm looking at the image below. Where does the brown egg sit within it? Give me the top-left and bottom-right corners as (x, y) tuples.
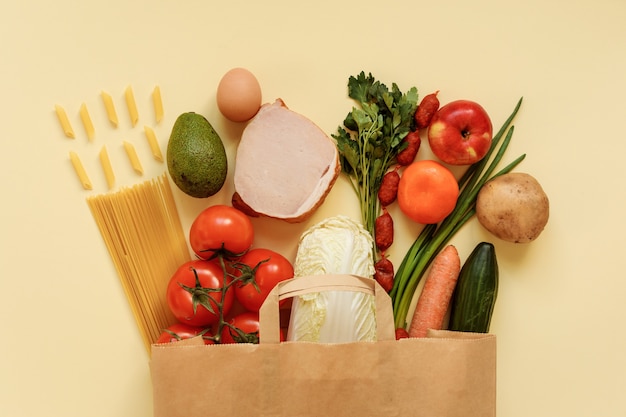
(216, 68), (262, 122)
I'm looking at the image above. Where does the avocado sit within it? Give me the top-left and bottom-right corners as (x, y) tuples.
(167, 112), (227, 198)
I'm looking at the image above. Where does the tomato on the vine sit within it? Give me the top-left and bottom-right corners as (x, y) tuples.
(233, 248), (294, 312)
(220, 312), (260, 344)
(166, 259), (234, 327)
(156, 323), (214, 345)
(220, 311), (285, 344)
(189, 205), (254, 260)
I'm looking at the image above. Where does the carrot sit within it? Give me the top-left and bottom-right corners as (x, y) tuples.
(408, 245), (460, 338)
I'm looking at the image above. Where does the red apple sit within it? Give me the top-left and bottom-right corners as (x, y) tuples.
(427, 100), (493, 165)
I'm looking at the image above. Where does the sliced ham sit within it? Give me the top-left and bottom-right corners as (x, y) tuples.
(233, 99), (340, 223)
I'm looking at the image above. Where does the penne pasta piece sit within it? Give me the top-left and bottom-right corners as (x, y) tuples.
(152, 85), (164, 124)
(69, 151), (92, 190)
(125, 85), (139, 127)
(143, 126), (164, 162)
(55, 104), (75, 138)
(79, 102), (95, 141)
(123, 141), (144, 175)
(101, 91), (119, 128)
(99, 145), (115, 190)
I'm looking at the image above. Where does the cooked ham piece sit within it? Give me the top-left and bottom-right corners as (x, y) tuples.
(233, 99), (340, 223)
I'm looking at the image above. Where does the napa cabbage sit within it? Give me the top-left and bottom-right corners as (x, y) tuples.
(286, 215), (377, 342)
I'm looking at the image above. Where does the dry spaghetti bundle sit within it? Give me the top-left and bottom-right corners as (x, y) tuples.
(87, 174), (190, 353)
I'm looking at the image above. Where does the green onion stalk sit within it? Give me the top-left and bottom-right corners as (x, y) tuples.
(390, 97), (526, 329)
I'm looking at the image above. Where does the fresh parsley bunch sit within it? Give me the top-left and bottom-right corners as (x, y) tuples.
(333, 71), (418, 250)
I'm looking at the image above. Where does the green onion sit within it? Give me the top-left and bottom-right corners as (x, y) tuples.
(391, 97), (526, 329)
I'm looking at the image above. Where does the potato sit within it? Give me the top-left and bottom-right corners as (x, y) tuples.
(476, 172), (549, 243)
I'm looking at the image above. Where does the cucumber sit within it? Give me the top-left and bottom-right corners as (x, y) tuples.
(448, 242), (499, 333)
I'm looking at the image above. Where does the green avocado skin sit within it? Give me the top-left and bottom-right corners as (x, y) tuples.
(167, 112), (227, 198)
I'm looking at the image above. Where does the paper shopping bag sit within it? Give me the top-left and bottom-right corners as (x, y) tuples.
(150, 274), (496, 417)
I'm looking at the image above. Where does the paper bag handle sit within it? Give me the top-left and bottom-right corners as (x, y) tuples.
(259, 274), (396, 344)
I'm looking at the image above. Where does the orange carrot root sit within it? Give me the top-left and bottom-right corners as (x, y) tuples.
(408, 245), (461, 338)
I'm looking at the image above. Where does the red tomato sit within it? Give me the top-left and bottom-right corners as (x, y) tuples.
(166, 259), (234, 327)
(233, 248), (294, 312)
(220, 311), (285, 344)
(189, 205), (254, 260)
(220, 312), (261, 344)
(156, 323), (214, 345)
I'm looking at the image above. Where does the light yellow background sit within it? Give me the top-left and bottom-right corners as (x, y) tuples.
(2, 0), (625, 416)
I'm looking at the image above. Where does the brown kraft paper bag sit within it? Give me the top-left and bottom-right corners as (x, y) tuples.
(150, 274), (496, 417)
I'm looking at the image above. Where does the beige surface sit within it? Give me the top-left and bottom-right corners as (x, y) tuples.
(1, 0), (625, 416)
